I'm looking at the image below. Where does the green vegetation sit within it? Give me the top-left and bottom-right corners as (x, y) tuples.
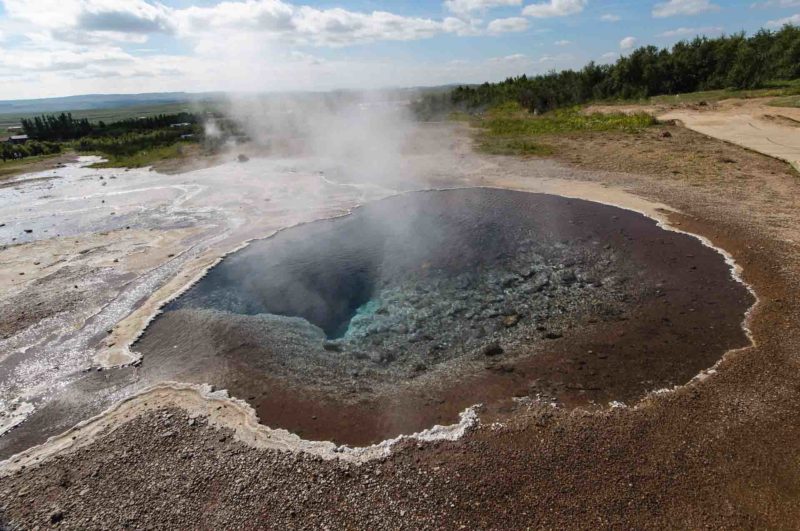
(88, 142), (196, 169)
(414, 25), (800, 118)
(474, 102), (655, 156)
(770, 94), (800, 108)
(0, 101), (203, 133)
(0, 152), (64, 179)
(1, 140), (61, 162)
(0, 111), (202, 168)
(21, 112), (198, 142)
(645, 79), (800, 105)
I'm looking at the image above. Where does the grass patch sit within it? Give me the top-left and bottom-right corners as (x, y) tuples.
(596, 79), (800, 107)
(0, 153), (63, 179)
(770, 95), (800, 108)
(471, 102), (655, 156)
(87, 142), (196, 169)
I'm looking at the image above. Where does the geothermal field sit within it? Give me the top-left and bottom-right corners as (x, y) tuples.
(1, 11), (800, 527)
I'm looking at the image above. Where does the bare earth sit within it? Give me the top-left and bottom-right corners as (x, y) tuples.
(1, 111), (800, 528)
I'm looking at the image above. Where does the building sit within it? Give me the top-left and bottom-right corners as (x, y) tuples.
(7, 135), (29, 145)
(7, 125), (23, 133)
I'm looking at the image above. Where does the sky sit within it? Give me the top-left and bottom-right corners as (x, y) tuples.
(0, 0), (798, 100)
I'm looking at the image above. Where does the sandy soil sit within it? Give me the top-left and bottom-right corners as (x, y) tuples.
(589, 97), (800, 172)
(1, 118), (799, 528)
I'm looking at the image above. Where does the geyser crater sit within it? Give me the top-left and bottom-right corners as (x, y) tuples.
(133, 188), (753, 446)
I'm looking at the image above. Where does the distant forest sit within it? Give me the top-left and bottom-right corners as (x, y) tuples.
(20, 112), (198, 142)
(414, 25), (800, 117)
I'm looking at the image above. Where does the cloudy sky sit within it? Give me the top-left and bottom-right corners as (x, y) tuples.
(0, 0), (797, 100)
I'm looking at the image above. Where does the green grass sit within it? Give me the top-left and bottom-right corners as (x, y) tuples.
(472, 101), (655, 156)
(595, 79), (800, 107)
(87, 142), (196, 169)
(770, 95), (800, 108)
(0, 152), (64, 179)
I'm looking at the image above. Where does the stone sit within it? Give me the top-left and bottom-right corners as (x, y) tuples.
(323, 341), (343, 352)
(482, 343), (504, 357)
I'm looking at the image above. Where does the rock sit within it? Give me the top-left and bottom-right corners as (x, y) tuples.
(559, 270), (577, 285)
(23, 229), (33, 234)
(238, 154), (249, 163)
(544, 331), (563, 340)
(49, 510), (64, 524)
(323, 341), (343, 352)
(660, 130), (672, 138)
(502, 314), (520, 328)
(482, 343), (504, 357)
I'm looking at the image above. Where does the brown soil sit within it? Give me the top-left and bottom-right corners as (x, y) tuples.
(2, 121), (800, 529)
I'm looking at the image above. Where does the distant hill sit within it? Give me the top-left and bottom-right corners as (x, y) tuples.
(0, 92), (221, 115)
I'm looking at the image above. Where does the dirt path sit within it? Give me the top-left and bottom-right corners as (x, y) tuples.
(660, 98), (800, 172)
(590, 97), (800, 172)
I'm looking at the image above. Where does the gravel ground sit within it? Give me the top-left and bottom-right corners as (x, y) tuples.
(1, 120), (799, 528)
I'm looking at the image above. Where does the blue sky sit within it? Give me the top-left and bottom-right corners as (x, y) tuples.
(0, 0), (797, 99)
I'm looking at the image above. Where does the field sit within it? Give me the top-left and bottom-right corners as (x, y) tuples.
(0, 101), (219, 137)
(88, 142), (202, 169)
(616, 79), (800, 107)
(473, 102), (656, 156)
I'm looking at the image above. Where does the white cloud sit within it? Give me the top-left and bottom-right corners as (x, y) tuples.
(597, 51), (618, 64)
(177, 4), (455, 46)
(3, 0), (174, 33)
(751, 0), (800, 7)
(487, 17), (529, 34)
(522, 0), (587, 18)
(554, 39), (571, 45)
(444, 0), (522, 16)
(600, 14), (621, 22)
(659, 26), (723, 37)
(488, 53), (528, 63)
(652, 0), (721, 18)
(3, 0), (481, 49)
(767, 13), (800, 26)
(619, 36), (637, 50)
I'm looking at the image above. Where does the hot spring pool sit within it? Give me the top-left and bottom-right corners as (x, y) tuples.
(132, 188), (753, 445)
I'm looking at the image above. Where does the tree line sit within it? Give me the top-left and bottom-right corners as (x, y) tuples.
(1, 141), (61, 162)
(20, 112), (198, 142)
(414, 25), (800, 117)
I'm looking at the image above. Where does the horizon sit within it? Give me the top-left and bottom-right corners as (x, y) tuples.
(0, 0), (798, 101)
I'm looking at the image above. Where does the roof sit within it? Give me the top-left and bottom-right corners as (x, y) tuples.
(9, 135), (29, 140)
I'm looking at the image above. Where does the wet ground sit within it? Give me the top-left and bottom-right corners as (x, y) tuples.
(133, 188), (752, 446)
(0, 155), (392, 457)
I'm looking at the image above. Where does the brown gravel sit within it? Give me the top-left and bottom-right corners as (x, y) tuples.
(2, 122), (800, 529)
